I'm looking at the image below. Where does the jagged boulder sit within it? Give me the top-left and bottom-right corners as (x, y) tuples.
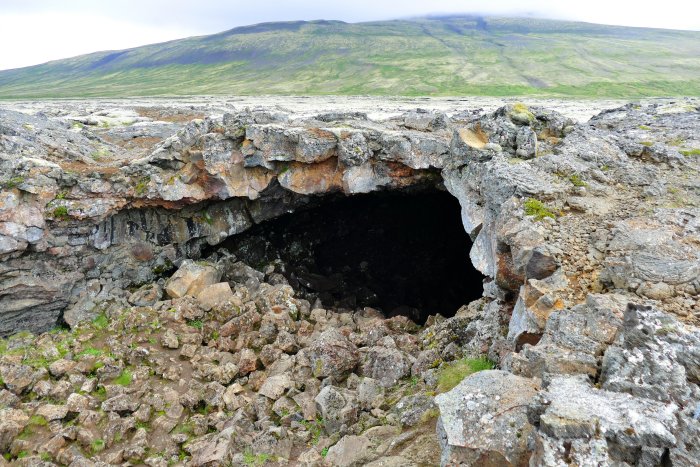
(435, 370), (540, 466)
(359, 344), (412, 388)
(307, 328), (359, 379)
(325, 434), (376, 467)
(528, 375), (679, 466)
(315, 386), (359, 434)
(165, 260), (221, 298)
(504, 294), (626, 378)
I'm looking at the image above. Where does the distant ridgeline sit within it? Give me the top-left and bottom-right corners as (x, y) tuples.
(0, 16), (699, 98)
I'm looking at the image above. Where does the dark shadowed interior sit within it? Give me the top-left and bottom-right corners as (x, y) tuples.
(215, 189), (485, 324)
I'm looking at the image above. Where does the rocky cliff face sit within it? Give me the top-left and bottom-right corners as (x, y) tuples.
(0, 99), (698, 465)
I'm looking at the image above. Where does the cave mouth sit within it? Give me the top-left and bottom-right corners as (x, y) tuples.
(213, 188), (485, 324)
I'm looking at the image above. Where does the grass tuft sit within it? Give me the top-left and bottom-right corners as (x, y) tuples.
(93, 386), (107, 400)
(92, 313), (109, 330)
(523, 198), (556, 221)
(299, 416), (324, 445)
(29, 415), (48, 426)
(680, 148), (700, 157)
(52, 206), (69, 220)
(243, 450), (273, 467)
(569, 174), (587, 187)
(436, 356), (495, 393)
(134, 176), (151, 196)
(3, 176), (25, 189)
(114, 369), (133, 386)
(91, 439), (105, 453)
(77, 347), (104, 359)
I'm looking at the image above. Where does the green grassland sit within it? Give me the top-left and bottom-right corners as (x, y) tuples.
(1, 16), (699, 98)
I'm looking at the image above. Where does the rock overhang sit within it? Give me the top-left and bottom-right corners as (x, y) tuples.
(0, 99), (698, 336)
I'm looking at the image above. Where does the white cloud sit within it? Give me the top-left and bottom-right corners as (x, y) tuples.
(0, 12), (199, 70)
(1, 0), (698, 70)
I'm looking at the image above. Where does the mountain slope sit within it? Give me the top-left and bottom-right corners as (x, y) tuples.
(1, 16), (699, 98)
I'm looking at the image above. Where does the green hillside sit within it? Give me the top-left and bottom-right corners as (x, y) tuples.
(1, 16), (699, 98)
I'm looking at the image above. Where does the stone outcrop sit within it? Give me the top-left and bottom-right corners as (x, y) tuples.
(436, 301), (700, 466)
(1, 99), (699, 334)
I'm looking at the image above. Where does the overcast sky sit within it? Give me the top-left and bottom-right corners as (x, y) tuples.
(2, 0), (699, 70)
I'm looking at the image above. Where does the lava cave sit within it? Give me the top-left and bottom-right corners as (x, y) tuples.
(213, 189), (485, 324)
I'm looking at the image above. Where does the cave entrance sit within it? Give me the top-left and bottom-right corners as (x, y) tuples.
(215, 189), (485, 324)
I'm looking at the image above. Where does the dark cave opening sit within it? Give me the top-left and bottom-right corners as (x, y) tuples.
(213, 189), (485, 324)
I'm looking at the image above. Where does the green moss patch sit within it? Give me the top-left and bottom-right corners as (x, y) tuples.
(114, 369), (133, 386)
(436, 356), (495, 393)
(92, 313), (109, 330)
(243, 451), (273, 467)
(569, 174), (587, 187)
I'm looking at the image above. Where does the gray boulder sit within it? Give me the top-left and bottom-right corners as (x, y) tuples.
(314, 386), (359, 434)
(515, 126), (537, 158)
(528, 375), (679, 465)
(359, 345), (412, 388)
(101, 394), (140, 414)
(0, 408), (28, 451)
(307, 328), (359, 379)
(435, 370), (539, 466)
(325, 434), (376, 467)
(392, 394), (437, 427)
(164, 259), (221, 298)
